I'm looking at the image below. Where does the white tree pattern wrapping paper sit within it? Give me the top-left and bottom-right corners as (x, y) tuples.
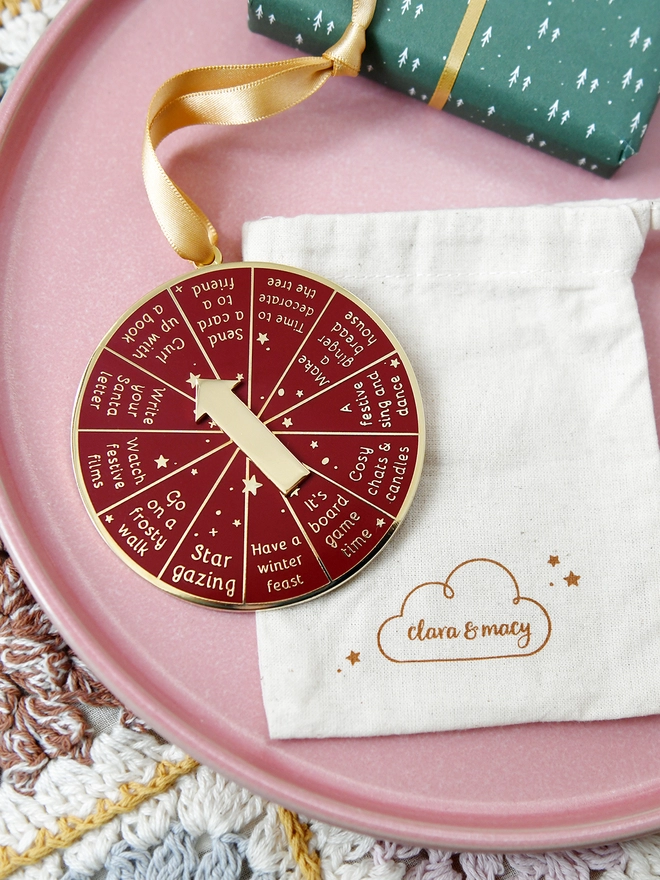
(247, 0), (660, 176)
(243, 198), (660, 739)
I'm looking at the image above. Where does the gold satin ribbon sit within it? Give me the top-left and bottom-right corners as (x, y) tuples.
(429, 0), (488, 111)
(143, 0), (487, 265)
(143, 0), (376, 266)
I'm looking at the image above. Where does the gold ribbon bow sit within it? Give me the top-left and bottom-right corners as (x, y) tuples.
(143, 0), (489, 265)
(143, 0), (377, 267)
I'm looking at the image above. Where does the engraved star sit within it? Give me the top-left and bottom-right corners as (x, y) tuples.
(155, 455), (169, 469)
(105, 514), (114, 523)
(310, 441), (318, 448)
(236, 373), (244, 381)
(233, 519), (242, 527)
(210, 528), (218, 536)
(191, 468), (198, 475)
(376, 518), (386, 527)
(548, 555), (560, 567)
(187, 372), (201, 388)
(296, 390), (304, 397)
(564, 571), (580, 587)
(282, 417), (293, 427)
(390, 358), (400, 368)
(242, 475), (263, 496)
(257, 333), (269, 345)
(346, 651), (360, 666)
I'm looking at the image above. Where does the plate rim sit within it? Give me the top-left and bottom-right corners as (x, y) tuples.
(1, 0), (660, 851)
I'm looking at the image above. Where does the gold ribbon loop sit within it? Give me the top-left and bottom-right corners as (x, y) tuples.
(323, 21), (367, 76)
(143, 0), (376, 265)
(323, 0), (374, 76)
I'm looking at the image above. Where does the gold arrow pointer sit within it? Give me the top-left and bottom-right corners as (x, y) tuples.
(195, 379), (309, 495)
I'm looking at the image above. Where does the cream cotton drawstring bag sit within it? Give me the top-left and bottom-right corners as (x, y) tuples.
(244, 198), (660, 739)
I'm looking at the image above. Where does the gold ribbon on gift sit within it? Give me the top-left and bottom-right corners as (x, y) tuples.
(429, 0), (489, 111)
(143, 0), (487, 265)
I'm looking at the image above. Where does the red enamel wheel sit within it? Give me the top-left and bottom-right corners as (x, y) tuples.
(72, 263), (425, 609)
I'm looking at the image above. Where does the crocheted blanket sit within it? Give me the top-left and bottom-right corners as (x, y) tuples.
(0, 542), (650, 880)
(0, 544), (641, 880)
(1, 4), (660, 878)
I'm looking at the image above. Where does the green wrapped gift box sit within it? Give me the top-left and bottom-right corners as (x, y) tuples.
(247, 0), (660, 176)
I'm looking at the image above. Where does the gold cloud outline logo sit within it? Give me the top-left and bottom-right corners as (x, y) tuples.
(377, 558), (552, 663)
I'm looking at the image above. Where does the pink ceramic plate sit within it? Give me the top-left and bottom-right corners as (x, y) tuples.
(1, 0), (660, 852)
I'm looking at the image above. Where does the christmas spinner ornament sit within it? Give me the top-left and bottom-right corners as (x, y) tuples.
(71, 0), (425, 610)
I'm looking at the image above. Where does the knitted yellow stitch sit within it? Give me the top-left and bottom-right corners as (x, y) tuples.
(0, 755), (199, 878)
(277, 806), (322, 880)
(0, 1), (40, 17)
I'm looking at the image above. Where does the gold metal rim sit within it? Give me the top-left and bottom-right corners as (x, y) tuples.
(71, 261), (426, 611)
